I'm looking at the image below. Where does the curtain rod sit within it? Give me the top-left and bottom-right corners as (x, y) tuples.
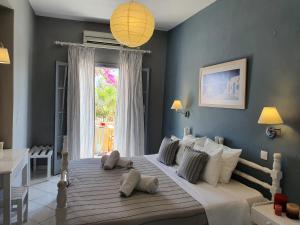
(54, 41), (151, 54)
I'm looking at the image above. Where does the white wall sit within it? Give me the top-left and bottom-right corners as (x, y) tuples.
(1, 0), (36, 148)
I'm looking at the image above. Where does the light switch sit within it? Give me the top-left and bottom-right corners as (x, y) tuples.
(260, 150), (268, 160)
(184, 127), (191, 136)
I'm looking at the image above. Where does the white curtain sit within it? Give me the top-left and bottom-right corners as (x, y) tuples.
(67, 46), (95, 160)
(115, 51), (145, 157)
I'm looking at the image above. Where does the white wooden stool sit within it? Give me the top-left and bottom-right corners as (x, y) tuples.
(29, 146), (53, 182)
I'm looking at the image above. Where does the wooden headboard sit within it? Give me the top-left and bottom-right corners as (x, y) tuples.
(233, 153), (282, 200)
(214, 136), (282, 200)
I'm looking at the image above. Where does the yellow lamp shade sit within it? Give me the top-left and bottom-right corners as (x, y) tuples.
(171, 100), (183, 111)
(0, 47), (10, 64)
(258, 107), (283, 125)
(110, 1), (155, 48)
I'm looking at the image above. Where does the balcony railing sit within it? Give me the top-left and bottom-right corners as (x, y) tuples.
(94, 122), (114, 157)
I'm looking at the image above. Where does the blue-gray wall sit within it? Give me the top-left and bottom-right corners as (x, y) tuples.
(163, 0), (300, 202)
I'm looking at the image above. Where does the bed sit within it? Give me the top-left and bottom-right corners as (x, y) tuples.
(56, 138), (282, 225)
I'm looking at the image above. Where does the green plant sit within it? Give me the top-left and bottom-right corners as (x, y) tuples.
(95, 67), (118, 122)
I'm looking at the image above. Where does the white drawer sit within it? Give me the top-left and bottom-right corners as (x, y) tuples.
(252, 208), (280, 225)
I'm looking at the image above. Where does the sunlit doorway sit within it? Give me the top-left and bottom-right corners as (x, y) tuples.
(94, 65), (119, 157)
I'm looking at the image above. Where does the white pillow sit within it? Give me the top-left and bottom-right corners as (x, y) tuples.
(182, 134), (197, 141)
(171, 135), (181, 141)
(201, 138), (223, 186)
(219, 145), (242, 183)
(193, 137), (207, 151)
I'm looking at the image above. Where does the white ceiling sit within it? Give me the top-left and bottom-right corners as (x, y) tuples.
(29, 0), (216, 31)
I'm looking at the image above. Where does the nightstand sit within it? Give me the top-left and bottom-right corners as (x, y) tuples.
(251, 203), (300, 225)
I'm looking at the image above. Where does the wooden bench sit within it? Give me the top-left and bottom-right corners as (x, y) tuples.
(29, 146), (53, 182)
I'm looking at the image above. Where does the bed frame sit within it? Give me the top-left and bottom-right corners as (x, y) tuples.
(56, 136), (282, 223)
(214, 137), (282, 199)
(233, 154), (282, 199)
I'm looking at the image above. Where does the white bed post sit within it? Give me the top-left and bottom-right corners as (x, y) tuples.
(270, 153), (282, 200)
(56, 177), (67, 225)
(56, 136), (68, 225)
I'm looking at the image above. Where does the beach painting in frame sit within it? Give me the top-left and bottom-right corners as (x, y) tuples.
(199, 58), (247, 109)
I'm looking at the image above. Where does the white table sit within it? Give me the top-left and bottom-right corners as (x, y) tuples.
(252, 203), (300, 225)
(0, 149), (29, 225)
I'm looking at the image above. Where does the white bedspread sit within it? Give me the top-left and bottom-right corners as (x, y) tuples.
(145, 154), (266, 225)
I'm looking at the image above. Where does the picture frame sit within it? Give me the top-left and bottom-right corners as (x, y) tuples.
(199, 58), (247, 109)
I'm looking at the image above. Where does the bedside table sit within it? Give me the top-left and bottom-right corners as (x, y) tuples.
(251, 203), (300, 225)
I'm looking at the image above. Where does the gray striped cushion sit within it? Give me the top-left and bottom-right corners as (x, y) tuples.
(157, 137), (179, 165)
(177, 147), (209, 184)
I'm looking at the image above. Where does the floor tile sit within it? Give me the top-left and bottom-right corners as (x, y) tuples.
(24, 218), (40, 225)
(31, 171), (47, 179)
(29, 187), (47, 200)
(32, 193), (56, 207)
(29, 206), (55, 223)
(45, 199), (57, 210)
(34, 181), (58, 194)
(25, 176), (58, 224)
(49, 176), (60, 184)
(38, 216), (56, 225)
(28, 201), (44, 213)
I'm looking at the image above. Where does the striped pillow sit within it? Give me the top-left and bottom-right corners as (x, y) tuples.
(157, 137), (179, 165)
(177, 147), (209, 184)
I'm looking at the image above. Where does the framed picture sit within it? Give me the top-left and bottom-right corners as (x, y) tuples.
(199, 58), (247, 109)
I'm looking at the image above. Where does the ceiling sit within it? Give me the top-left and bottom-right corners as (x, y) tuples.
(29, 0), (216, 31)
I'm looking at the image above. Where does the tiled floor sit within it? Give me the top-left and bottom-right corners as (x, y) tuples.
(24, 175), (59, 225)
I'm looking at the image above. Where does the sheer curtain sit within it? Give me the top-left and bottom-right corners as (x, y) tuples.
(115, 51), (145, 157)
(67, 46), (95, 160)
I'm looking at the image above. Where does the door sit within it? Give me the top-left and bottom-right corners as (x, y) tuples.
(94, 64), (119, 156)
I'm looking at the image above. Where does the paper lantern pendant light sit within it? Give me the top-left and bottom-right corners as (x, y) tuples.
(110, 1), (155, 48)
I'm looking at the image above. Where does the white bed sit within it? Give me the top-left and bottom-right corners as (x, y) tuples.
(57, 136), (282, 225)
(146, 154), (266, 225)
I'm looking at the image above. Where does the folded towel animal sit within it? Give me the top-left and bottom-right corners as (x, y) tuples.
(117, 157), (133, 169)
(119, 169), (141, 197)
(101, 155), (133, 169)
(103, 150), (120, 170)
(121, 173), (159, 194)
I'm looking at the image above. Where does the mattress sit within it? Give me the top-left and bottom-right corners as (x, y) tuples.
(145, 154), (267, 225)
(65, 157), (208, 225)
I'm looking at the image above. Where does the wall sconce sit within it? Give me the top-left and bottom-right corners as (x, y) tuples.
(0, 42), (10, 64)
(171, 100), (190, 118)
(258, 107), (284, 139)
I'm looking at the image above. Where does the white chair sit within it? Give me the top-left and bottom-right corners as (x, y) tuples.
(0, 186), (28, 225)
(12, 186), (29, 225)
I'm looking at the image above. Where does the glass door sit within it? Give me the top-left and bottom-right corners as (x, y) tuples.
(94, 65), (119, 157)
